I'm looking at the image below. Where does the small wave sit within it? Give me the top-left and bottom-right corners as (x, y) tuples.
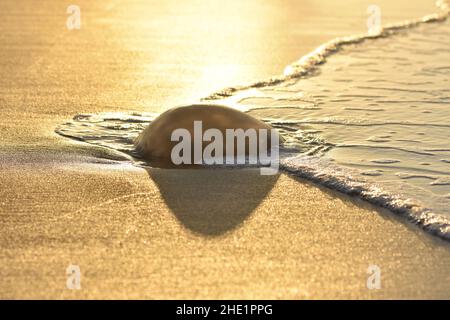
(281, 155), (450, 240)
(203, 0), (450, 100)
(370, 159), (401, 164)
(269, 119), (450, 129)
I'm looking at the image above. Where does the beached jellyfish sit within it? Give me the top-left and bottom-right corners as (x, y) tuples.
(134, 104), (280, 168)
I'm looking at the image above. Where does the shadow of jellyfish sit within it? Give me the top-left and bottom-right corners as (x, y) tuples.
(146, 168), (279, 236)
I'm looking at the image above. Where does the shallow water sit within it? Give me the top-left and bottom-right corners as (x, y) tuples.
(216, 10), (450, 239)
(56, 2), (450, 239)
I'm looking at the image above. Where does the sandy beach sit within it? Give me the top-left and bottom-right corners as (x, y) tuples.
(1, 0), (449, 299)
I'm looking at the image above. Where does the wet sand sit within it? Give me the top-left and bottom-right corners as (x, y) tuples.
(2, 158), (450, 299)
(1, 0), (449, 298)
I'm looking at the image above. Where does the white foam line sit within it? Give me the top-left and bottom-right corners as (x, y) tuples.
(281, 155), (450, 240)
